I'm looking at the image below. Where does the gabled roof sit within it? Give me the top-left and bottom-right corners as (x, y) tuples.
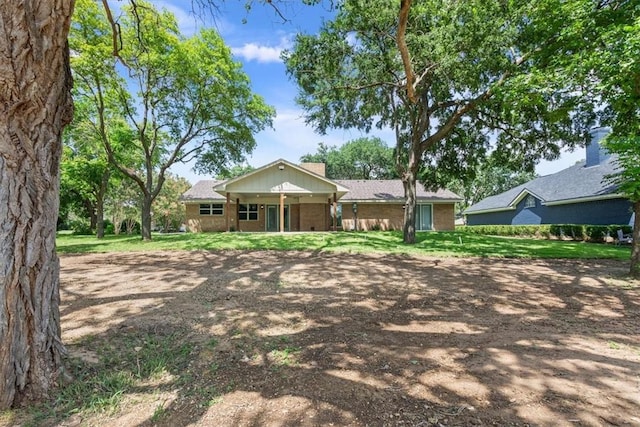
(336, 180), (462, 202)
(180, 175), (462, 203)
(213, 158), (349, 194)
(465, 155), (622, 215)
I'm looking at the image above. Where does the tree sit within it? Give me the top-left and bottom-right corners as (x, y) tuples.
(301, 137), (398, 179)
(537, 1), (639, 276)
(216, 164), (256, 179)
(284, 0), (585, 243)
(445, 158), (538, 218)
(604, 137), (640, 277)
(71, 0), (275, 241)
(0, 0), (282, 409)
(153, 173), (192, 232)
(0, 1), (74, 408)
(60, 96), (136, 237)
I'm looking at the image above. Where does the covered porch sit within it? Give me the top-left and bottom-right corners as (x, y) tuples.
(213, 159), (349, 232)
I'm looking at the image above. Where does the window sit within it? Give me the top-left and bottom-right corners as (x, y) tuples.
(199, 203), (224, 215)
(524, 195), (536, 209)
(239, 204), (258, 221)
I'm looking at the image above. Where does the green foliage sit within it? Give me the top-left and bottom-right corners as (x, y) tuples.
(301, 137), (398, 179)
(446, 158), (538, 214)
(152, 173), (191, 232)
(460, 225), (551, 239)
(70, 0), (275, 240)
(284, 0), (585, 243)
(216, 164), (256, 180)
(461, 224), (633, 243)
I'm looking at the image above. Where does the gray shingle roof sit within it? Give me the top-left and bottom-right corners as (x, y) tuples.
(336, 180), (461, 201)
(181, 178), (461, 202)
(465, 155), (621, 214)
(180, 180), (225, 201)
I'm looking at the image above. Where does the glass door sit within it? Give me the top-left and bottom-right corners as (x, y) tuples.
(266, 205), (289, 231)
(416, 204), (432, 231)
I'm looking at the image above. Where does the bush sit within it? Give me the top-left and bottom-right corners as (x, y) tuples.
(104, 219), (115, 235)
(461, 223), (631, 242)
(70, 218), (93, 235)
(459, 225), (550, 238)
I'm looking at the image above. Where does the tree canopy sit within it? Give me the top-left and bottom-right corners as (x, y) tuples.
(70, 0), (275, 240)
(300, 137), (398, 179)
(284, 0), (585, 243)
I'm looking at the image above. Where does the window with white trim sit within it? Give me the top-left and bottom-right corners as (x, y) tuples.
(199, 203), (224, 215)
(239, 204), (258, 221)
(524, 195), (536, 208)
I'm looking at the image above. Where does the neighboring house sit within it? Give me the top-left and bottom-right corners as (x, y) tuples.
(464, 128), (633, 226)
(181, 159), (462, 232)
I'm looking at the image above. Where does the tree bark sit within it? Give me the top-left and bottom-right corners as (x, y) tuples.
(0, 1), (75, 409)
(141, 192), (153, 241)
(630, 200), (640, 278)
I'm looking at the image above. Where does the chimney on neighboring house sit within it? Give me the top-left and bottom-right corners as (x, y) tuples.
(585, 127), (611, 167)
(299, 162), (326, 177)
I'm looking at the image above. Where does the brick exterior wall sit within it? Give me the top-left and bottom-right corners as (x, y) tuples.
(185, 203), (227, 232)
(186, 201), (456, 232)
(433, 203), (455, 231)
(299, 203), (329, 231)
(342, 202), (456, 231)
(342, 203), (404, 231)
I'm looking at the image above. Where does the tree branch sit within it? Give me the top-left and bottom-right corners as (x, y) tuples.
(397, 0), (416, 103)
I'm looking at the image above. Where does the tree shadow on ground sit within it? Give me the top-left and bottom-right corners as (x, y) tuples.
(23, 250), (640, 426)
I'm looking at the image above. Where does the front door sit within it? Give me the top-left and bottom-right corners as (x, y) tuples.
(266, 205), (289, 231)
(416, 204), (433, 231)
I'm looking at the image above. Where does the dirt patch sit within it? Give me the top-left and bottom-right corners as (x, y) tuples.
(27, 251), (640, 425)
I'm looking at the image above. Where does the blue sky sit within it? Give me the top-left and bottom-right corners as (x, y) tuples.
(150, 1), (584, 183)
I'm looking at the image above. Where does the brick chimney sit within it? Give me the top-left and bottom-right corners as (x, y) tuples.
(300, 162), (326, 177)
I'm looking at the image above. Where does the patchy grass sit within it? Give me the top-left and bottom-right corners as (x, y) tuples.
(56, 230), (632, 259)
(11, 330), (196, 426)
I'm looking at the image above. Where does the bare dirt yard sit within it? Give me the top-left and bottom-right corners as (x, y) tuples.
(35, 251), (640, 425)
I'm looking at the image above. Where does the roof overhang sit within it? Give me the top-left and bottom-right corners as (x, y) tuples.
(543, 193), (626, 206)
(465, 206), (517, 215)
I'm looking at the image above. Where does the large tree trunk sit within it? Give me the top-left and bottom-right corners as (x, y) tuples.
(630, 200), (640, 279)
(0, 1), (75, 409)
(141, 192), (153, 241)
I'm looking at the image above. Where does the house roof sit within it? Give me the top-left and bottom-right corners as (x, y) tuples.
(181, 177), (462, 203)
(464, 155), (622, 215)
(181, 180), (226, 201)
(336, 180), (462, 202)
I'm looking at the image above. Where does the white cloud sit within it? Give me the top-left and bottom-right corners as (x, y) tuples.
(231, 36), (292, 63)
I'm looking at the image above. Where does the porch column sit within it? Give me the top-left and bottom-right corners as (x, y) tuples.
(279, 192), (285, 233)
(236, 198), (240, 231)
(333, 192), (338, 232)
(327, 197), (332, 231)
(226, 192), (230, 232)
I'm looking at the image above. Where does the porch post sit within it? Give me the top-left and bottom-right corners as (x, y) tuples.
(333, 192), (338, 232)
(279, 192), (285, 233)
(236, 198), (240, 231)
(226, 192), (230, 232)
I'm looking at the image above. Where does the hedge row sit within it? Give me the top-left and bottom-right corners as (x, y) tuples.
(459, 224), (633, 242)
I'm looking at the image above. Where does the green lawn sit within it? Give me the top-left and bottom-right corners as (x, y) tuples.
(56, 231), (632, 259)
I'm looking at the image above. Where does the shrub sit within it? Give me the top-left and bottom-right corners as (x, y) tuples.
(462, 223), (630, 242)
(70, 218), (93, 235)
